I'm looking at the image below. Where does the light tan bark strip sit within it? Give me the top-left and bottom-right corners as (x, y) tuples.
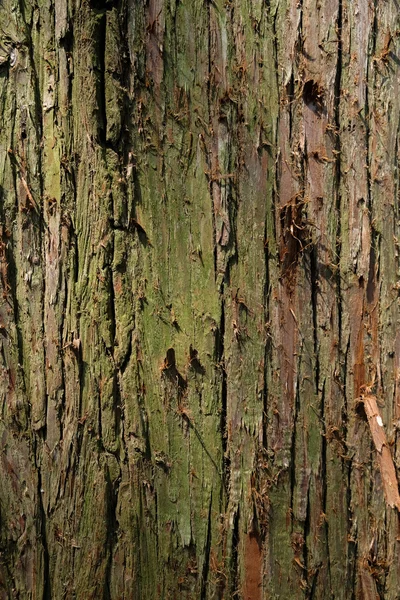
(359, 394), (400, 510)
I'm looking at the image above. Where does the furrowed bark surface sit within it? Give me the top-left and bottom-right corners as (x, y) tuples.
(0, 1), (399, 598)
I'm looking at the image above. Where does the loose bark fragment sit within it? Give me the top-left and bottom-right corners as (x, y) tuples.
(359, 394), (400, 510)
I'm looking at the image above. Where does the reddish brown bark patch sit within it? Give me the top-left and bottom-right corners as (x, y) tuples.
(145, 0), (164, 94)
(359, 563), (379, 600)
(244, 533), (262, 600)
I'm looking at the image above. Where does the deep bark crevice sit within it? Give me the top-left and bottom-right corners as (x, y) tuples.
(230, 507), (240, 597)
(36, 461), (51, 600)
(200, 494), (213, 600)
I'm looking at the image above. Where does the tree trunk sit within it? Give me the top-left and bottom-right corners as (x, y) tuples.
(0, 0), (399, 598)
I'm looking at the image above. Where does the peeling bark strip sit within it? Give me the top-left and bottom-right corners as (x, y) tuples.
(358, 394), (400, 511)
(1, 0), (400, 598)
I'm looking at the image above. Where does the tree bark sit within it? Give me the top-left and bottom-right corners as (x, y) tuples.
(0, 0), (399, 598)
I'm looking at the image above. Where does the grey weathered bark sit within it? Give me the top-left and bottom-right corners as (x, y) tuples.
(0, 0), (400, 598)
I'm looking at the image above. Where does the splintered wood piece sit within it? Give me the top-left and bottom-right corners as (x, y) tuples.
(362, 395), (386, 452)
(360, 395), (400, 510)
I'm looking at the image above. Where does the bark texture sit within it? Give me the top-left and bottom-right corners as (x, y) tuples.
(0, 0), (399, 598)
